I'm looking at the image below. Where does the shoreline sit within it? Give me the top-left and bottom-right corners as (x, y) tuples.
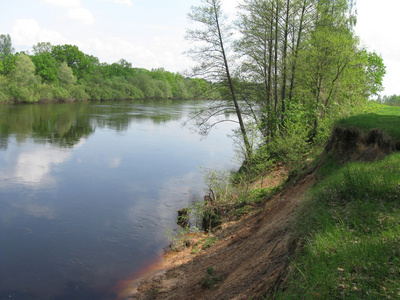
(119, 166), (291, 299)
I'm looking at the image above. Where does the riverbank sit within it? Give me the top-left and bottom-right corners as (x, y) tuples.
(120, 165), (297, 299)
(122, 105), (400, 299)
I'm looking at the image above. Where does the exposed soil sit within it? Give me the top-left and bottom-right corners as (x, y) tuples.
(117, 164), (313, 300)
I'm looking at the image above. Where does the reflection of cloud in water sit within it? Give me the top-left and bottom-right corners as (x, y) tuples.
(107, 157), (121, 168)
(14, 149), (71, 185)
(0, 139), (85, 186)
(12, 201), (56, 220)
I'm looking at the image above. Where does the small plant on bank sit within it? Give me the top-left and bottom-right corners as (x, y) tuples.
(164, 225), (200, 251)
(200, 266), (222, 289)
(191, 236), (217, 254)
(202, 236), (217, 250)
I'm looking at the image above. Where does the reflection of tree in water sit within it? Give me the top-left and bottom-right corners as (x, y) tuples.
(0, 100), (185, 148)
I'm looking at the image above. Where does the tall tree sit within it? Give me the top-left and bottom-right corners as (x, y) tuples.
(186, 0), (252, 158)
(12, 54), (38, 87)
(58, 62), (77, 87)
(0, 34), (15, 75)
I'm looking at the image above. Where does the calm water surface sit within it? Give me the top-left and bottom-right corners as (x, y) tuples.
(0, 100), (237, 299)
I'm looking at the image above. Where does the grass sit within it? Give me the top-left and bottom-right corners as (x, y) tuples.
(338, 105), (400, 139)
(277, 152), (400, 299)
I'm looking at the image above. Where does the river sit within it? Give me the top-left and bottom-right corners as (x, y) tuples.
(0, 100), (238, 299)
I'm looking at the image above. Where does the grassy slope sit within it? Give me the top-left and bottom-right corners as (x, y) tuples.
(278, 104), (400, 299)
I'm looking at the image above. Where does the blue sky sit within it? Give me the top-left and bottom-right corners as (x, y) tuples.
(1, 0), (398, 95)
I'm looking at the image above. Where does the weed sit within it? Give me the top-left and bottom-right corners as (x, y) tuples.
(200, 266), (222, 289)
(234, 205), (252, 217)
(202, 236), (217, 250)
(164, 225), (200, 251)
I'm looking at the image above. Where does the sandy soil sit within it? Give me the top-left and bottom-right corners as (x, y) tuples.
(118, 165), (313, 300)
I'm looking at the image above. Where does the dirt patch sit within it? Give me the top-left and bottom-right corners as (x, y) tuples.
(326, 126), (400, 162)
(249, 164), (289, 190)
(121, 168), (312, 300)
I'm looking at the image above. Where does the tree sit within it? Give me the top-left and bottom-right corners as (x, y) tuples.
(58, 62), (76, 87)
(52, 44), (98, 80)
(186, 0), (252, 158)
(365, 51), (386, 96)
(31, 52), (59, 83)
(32, 42), (52, 55)
(8, 54), (40, 102)
(12, 54), (38, 86)
(0, 34), (15, 75)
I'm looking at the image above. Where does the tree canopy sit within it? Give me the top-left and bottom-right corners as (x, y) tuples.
(185, 0), (385, 161)
(0, 40), (215, 103)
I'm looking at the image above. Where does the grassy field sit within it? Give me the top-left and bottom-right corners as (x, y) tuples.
(338, 104), (400, 139)
(277, 104), (400, 299)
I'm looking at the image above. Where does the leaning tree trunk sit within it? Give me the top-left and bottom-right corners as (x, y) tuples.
(213, 1), (252, 158)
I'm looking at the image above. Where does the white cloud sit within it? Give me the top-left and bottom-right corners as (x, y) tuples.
(221, 0), (239, 16)
(79, 34), (193, 72)
(12, 18), (67, 49)
(40, 0), (95, 26)
(354, 0), (400, 95)
(67, 7), (96, 26)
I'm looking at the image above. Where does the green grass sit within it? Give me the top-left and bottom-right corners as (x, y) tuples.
(278, 153), (400, 299)
(338, 105), (400, 139)
(274, 104), (400, 299)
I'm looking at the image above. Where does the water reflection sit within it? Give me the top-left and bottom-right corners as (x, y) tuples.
(0, 140), (85, 187)
(0, 100), (237, 299)
(0, 100), (184, 150)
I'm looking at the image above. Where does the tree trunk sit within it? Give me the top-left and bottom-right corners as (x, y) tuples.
(289, 0), (307, 102)
(281, 0), (290, 118)
(213, 1), (252, 158)
(273, 0), (279, 115)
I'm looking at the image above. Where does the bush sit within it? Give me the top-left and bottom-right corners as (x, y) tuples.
(70, 85), (89, 101)
(52, 86), (71, 101)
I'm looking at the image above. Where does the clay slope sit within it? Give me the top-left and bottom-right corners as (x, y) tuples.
(127, 172), (314, 300)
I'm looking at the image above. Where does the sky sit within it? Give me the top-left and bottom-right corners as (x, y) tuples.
(0, 0), (398, 96)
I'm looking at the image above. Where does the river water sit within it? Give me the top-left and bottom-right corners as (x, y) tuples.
(0, 100), (238, 299)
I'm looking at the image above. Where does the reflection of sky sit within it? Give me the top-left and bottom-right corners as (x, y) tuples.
(0, 138), (85, 187)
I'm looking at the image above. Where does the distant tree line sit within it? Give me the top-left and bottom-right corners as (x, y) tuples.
(0, 36), (219, 103)
(376, 95), (400, 106)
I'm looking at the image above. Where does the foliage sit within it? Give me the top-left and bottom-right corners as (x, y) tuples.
(0, 34), (15, 75)
(200, 266), (222, 289)
(58, 62), (77, 87)
(191, 237), (216, 254)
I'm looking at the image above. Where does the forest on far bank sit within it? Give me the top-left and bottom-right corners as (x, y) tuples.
(0, 37), (218, 103)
